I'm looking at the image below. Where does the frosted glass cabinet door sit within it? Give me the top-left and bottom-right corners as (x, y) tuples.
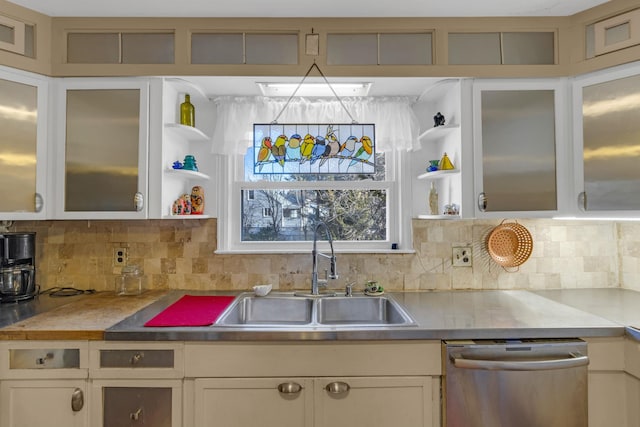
(473, 80), (564, 216)
(55, 79), (149, 219)
(578, 68), (640, 211)
(0, 68), (47, 219)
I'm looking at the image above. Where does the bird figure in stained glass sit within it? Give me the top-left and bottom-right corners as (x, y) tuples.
(338, 135), (358, 164)
(286, 133), (302, 161)
(257, 136), (273, 171)
(348, 135), (373, 169)
(320, 129), (340, 167)
(271, 134), (288, 167)
(310, 136), (326, 165)
(300, 133), (315, 163)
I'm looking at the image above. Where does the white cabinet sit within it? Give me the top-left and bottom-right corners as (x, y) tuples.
(148, 78), (216, 219)
(52, 78), (150, 219)
(315, 376), (436, 427)
(184, 341), (441, 427)
(472, 79), (570, 218)
(0, 341), (89, 427)
(190, 376), (435, 427)
(0, 66), (48, 220)
(1, 379), (88, 427)
(411, 79), (468, 219)
(191, 377), (314, 427)
(572, 62), (640, 217)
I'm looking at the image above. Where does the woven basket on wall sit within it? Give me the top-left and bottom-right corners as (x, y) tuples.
(486, 220), (533, 271)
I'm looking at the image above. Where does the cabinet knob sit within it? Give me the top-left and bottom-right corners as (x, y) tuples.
(325, 381), (350, 395)
(34, 193), (43, 213)
(71, 388), (84, 412)
(134, 192), (144, 212)
(578, 191), (587, 211)
(130, 407), (143, 421)
(130, 352), (144, 365)
(277, 382), (303, 394)
(478, 192), (488, 212)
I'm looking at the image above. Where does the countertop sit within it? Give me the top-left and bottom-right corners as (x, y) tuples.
(105, 289), (623, 341)
(0, 288), (630, 341)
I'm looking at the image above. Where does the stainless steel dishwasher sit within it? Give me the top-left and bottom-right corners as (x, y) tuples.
(444, 339), (589, 427)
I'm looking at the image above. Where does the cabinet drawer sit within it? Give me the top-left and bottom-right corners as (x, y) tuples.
(89, 342), (184, 378)
(100, 349), (174, 368)
(0, 341), (88, 379)
(91, 379), (182, 427)
(10, 348), (80, 369)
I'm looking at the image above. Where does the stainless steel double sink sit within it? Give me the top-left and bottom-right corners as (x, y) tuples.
(215, 292), (416, 328)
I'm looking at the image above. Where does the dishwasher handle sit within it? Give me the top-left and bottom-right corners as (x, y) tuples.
(451, 352), (589, 371)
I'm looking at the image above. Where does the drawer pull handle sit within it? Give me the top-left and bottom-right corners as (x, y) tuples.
(130, 407), (143, 421)
(36, 352), (54, 365)
(325, 381), (350, 395)
(130, 352), (144, 365)
(277, 382), (302, 394)
(71, 388), (84, 412)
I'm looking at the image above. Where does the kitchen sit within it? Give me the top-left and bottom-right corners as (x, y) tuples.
(1, 0), (640, 425)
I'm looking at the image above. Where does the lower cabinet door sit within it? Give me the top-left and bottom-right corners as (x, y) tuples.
(193, 378), (313, 427)
(0, 379), (88, 427)
(315, 376), (435, 427)
(91, 379), (182, 427)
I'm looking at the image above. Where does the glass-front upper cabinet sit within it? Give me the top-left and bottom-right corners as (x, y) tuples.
(53, 78), (149, 219)
(573, 62), (640, 217)
(472, 79), (569, 217)
(0, 66), (48, 220)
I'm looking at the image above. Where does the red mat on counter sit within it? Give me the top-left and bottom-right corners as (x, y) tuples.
(144, 295), (235, 327)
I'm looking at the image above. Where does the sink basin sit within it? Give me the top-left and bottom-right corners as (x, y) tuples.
(215, 294), (313, 326)
(214, 293), (416, 328)
(317, 296), (415, 326)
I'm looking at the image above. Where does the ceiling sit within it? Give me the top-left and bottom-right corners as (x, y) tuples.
(8, 0), (610, 18)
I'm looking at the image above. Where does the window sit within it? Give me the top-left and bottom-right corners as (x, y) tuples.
(218, 145), (408, 253)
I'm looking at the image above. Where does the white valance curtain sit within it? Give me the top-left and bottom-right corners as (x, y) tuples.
(211, 96), (420, 155)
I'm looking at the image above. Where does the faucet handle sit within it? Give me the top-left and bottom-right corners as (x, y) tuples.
(345, 282), (356, 297)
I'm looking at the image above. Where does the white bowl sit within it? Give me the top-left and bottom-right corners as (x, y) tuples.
(253, 284), (272, 297)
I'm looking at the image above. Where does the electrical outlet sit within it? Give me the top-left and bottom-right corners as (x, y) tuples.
(113, 247), (128, 266)
(452, 246), (472, 267)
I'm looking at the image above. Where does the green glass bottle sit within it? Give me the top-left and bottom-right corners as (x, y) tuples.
(180, 94), (195, 127)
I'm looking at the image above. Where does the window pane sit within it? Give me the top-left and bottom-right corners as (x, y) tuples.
(448, 33), (501, 65)
(502, 32), (554, 65)
(0, 22), (14, 44)
(191, 33), (244, 64)
(122, 33), (174, 64)
(245, 34), (297, 65)
(241, 189), (387, 242)
(67, 33), (120, 64)
(327, 34), (377, 65)
(379, 33), (432, 65)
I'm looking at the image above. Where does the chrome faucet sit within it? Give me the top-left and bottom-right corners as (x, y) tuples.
(309, 221), (338, 296)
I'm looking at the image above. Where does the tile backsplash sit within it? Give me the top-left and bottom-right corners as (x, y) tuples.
(10, 218), (637, 293)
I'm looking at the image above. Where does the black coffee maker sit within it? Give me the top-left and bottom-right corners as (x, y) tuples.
(0, 232), (36, 302)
